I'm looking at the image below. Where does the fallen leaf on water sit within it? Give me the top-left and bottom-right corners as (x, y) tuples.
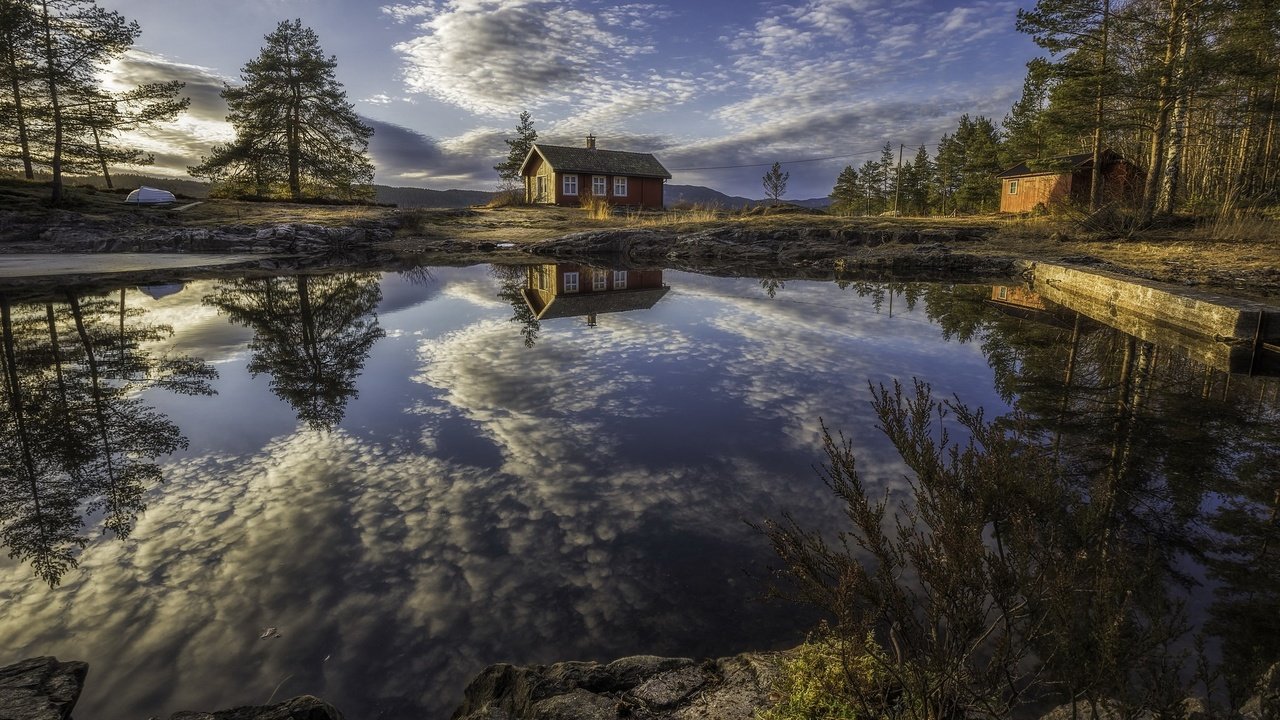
(260, 627), (281, 639)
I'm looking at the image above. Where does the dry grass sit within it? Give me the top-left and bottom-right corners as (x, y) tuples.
(625, 203), (729, 227)
(484, 189), (524, 208)
(1195, 209), (1279, 242)
(579, 194), (612, 220)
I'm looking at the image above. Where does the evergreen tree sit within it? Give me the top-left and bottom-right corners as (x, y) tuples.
(1018, 0), (1120, 210)
(493, 110), (536, 189)
(0, 0), (39, 178)
(828, 165), (861, 215)
(190, 20), (374, 201)
(762, 161), (788, 204)
(29, 0), (141, 203)
(901, 145), (935, 215)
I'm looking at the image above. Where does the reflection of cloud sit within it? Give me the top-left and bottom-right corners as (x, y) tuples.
(0, 267), (1007, 720)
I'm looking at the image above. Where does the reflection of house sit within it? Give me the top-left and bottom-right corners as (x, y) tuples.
(520, 136), (671, 209)
(997, 150), (1142, 213)
(522, 264), (669, 325)
(990, 285), (1046, 310)
(986, 285), (1079, 329)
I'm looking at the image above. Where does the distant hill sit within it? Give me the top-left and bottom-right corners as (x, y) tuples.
(664, 183), (830, 210)
(664, 184), (757, 208)
(375, 185), (495, 208)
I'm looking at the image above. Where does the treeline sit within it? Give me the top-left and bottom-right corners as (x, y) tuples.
(833, 0), (1280, 219)
(0, 0), (187, 202)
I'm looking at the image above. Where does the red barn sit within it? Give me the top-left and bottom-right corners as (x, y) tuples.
(998, 150), (1142, 213)
(520, 136), (671, 209)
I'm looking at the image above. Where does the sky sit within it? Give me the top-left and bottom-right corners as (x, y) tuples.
(98, 0), (1043, 199)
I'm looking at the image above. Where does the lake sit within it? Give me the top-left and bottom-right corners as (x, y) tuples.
(0, 263), (1276, 718)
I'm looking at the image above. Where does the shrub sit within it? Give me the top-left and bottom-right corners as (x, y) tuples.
(762, 629), (892, 720)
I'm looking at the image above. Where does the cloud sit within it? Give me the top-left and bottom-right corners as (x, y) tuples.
(384, 0), (700, 127)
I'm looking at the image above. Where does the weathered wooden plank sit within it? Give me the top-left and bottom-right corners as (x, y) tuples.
(1018, 261), (1280, 374)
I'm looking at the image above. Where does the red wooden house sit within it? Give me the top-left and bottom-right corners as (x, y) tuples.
(998, 150), (1142, 213)
(520, 136), (671, 209)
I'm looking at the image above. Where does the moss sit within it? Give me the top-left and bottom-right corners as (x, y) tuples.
(761, 631), (890, 720)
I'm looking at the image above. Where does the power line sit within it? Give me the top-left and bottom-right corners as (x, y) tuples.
(668, 143), (939, 172)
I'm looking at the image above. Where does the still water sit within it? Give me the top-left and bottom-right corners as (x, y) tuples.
(0, 265), (1276, 718)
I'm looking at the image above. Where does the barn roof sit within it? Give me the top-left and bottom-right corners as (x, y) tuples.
(998, 150), (1124, 179)
(522, 143), (672, 179)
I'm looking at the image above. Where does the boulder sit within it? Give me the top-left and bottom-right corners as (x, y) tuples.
(1240, 662), (1280, 720)
(0, 656), (88, 720)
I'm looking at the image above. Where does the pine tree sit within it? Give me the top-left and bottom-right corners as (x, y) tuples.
(494, 110), (536, 189)
(190, 20), (374, 201)
(829, 165), (861, 215)
(1018, 0), (1120, 210)
(0, 0), (39, 178)
(762, 161), (788, 204)
(31, 0), (141, 203)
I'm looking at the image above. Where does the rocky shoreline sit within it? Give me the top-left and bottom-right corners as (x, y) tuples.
(6, 652), (1277, 720)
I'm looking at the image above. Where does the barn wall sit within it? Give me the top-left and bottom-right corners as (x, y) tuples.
(1000, 174), (1071, 213)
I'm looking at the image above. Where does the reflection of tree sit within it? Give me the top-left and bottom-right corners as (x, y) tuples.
(206, 273), (384, 430)
(0, 291), (216, 586)
(911, 283), (1280, 710)
(491, 265), (539, 348)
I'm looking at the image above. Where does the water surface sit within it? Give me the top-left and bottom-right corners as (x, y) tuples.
(0, 265), (1275, 717)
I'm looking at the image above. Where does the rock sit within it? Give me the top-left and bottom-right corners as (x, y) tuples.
(0, 656), (88, 720)
(628, 666), (709, 710)
(530, 690), (618, 720)
(168, 695), (344, 720)
(453, 652), (782, 720)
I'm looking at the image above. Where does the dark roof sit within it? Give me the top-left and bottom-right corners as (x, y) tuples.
(523, 286), (670, 320)
(998, 150), (1125, 179)
(522, 144), (672, 179)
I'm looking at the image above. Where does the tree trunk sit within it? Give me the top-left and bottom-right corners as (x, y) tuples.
(93, 125), (113, 189)
(1140, 0), (1183, 224)
(1157, 7), (1192, 216)
(38, 0), (63, 204)
(2, 28), (34, 179)
(1089, 0), (1112, 212)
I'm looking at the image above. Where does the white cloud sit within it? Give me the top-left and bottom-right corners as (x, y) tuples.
(384, 0), (701, 127)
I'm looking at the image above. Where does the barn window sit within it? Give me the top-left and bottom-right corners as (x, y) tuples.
(593, 270), (607, 291)
(613, 271), (628, 290)
(1009, 180), (1019, 195)
(563, 174), (578, 196)
(592, 176), (607, 196)
(563, 272), (580, 293)
(614, 177), (628, 196)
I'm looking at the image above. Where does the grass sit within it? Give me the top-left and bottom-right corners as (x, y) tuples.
(1197, 209), (1279, 242)
(579, 194), (612, 220)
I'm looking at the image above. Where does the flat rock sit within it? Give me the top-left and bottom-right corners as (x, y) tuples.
(0, 656), (88, 720)
(628, 667), (709, 710)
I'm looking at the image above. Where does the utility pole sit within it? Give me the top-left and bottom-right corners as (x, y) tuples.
(894, 143), (904, 215)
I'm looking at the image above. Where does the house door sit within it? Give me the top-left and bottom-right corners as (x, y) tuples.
(536, 176), (547, 203)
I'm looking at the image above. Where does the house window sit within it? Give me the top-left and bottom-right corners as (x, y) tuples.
(998, 287), (1008, 300)
(563, 271), (579, 293)
(592, 176), (607, 196)
(614, 177), (628, 196)
(1008, 180), (1018, 195)
(613, 271), (627, 290)
(593, 270), (607, 291)
(562, 174), (578, 196)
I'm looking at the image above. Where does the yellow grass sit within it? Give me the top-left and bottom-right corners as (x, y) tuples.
(580, 194), (612, 220)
